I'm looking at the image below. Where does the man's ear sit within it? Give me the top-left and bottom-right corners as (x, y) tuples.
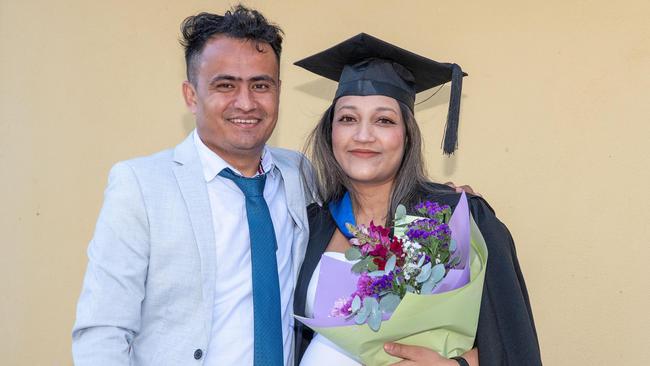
(182, 80), (198, 114)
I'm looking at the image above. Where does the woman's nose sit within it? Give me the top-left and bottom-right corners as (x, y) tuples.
(352, 121), (376, 142)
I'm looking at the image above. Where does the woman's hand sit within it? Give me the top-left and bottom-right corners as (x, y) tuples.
(384, 343), (479, 366)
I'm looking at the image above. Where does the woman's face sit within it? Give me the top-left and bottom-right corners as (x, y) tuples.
(331, 95), (406, 187)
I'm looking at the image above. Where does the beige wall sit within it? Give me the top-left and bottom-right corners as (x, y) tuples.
(2, 0), (649, 364)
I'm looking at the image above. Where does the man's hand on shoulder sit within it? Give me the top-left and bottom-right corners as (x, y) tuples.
(444, 181), (481, 197)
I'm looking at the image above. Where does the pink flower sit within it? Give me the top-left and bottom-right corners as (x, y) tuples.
(369, 244), (388, 258)
(373, 257), (387, 270)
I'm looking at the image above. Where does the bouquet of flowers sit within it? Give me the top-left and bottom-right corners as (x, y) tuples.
(295, 192), (488, 365)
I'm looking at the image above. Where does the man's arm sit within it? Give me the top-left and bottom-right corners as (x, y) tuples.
(444, 182), (481, 197)
(72, 162), (150, 365)
(298, 152), (318, 205)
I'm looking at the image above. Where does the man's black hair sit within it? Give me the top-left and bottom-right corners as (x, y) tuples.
(180, 4), (284, 85)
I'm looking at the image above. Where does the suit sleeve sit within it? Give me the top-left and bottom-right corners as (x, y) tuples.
(469, 197), (542, 366)
(72, 162), (150, 365)
(298, 152), (318, 206)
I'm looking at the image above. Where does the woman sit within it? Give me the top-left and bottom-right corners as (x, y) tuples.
(294, 34), (542, 366)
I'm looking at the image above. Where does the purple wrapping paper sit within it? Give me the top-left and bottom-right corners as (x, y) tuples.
(433, 191), (470, 293)
(312, 256), (358, 320)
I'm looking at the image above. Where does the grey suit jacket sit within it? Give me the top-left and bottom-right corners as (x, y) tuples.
(72, 133), (310, 365)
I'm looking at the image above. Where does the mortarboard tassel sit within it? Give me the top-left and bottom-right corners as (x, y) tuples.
(443, 64), (463, 155)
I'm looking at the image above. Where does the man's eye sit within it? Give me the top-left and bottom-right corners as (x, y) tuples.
(215, 83), (234, 90)
(252, 83), (270, 90)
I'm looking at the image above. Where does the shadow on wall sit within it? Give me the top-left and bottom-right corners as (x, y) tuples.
(294, 78), (337, 102)
(415, 85), (461, 176)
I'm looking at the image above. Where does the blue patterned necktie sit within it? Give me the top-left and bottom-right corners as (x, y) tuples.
(218, 168), (284, 366)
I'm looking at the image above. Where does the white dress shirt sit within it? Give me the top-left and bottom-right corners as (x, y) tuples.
(193, 131), (296, 365)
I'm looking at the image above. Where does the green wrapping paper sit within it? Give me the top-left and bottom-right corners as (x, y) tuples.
(295, 217), (488, 365)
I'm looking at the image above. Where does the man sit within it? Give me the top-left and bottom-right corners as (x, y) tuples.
(73, 6), (309, 365)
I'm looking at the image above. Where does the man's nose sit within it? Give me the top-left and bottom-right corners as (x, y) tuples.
(233, 87), (256, 111)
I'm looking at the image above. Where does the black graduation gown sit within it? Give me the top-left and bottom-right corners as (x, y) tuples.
(293, 183), (542, 366)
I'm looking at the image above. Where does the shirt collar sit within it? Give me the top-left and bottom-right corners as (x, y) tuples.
(193, 130), (276, 182)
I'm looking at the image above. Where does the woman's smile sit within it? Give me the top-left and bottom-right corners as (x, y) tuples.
(348, 148), (381, 158)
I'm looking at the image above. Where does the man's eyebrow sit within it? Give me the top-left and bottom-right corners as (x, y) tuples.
(209, 74), (277, 85)
(250, 75), (277, 85)
(209, 74), (240, 84)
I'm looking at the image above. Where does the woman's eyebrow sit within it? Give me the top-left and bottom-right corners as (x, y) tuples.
(374, 106), (398, 114)
(336, 105), (358, 111)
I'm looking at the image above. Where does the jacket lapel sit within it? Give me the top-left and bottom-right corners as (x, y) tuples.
(271, 150), (309, 287)
(172, 133), (216, 319)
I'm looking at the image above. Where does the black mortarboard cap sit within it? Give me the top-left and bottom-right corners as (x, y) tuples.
(294, 33), (467, 155)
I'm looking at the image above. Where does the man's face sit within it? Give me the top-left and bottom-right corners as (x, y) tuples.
(183, 36), (280, 169)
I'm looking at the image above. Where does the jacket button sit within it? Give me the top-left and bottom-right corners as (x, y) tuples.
(194, 349), (203, 360)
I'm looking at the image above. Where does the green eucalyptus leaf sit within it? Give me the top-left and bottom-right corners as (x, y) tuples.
(384, 255), (396, 273)
(364, 296), (379, 312)
(417, 255), (425, 268)
(395, 204), (407, 220)
(367, 307), (382, 331)
(369, 270), (385, 277)
(449, 238), (457, 252)
(405, 285), (416, 293)
(378, 289), (392, 296)
(354, 305), (369, 324)
(416, 262), (432, 283)
(430, 263), (446, 283)
(351, 257), (369, 273)
(345, 247), (362, 261)
(367, 261), (379, 271)
(421, 279), (436, 294)
(351, 295), (361, 312)
(379, 293), (401, 313)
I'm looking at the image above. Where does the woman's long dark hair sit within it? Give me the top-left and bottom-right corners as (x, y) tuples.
(302, 100), (440, 225)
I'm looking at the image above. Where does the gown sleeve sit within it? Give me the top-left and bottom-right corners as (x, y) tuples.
(294, 203), (335, 366)
(468, 196), (543, 366)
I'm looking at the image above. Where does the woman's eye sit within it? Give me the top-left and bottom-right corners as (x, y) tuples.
(338, 116), (356, 122)
(377, 118), (396, 125)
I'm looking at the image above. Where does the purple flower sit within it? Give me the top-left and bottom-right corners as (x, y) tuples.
(414, 201), (451, 218)
(331, 297), (353, 317)
(405, 218), (450, 243)
(370, 272), (395, 295)
(357, 273), (375, 297)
